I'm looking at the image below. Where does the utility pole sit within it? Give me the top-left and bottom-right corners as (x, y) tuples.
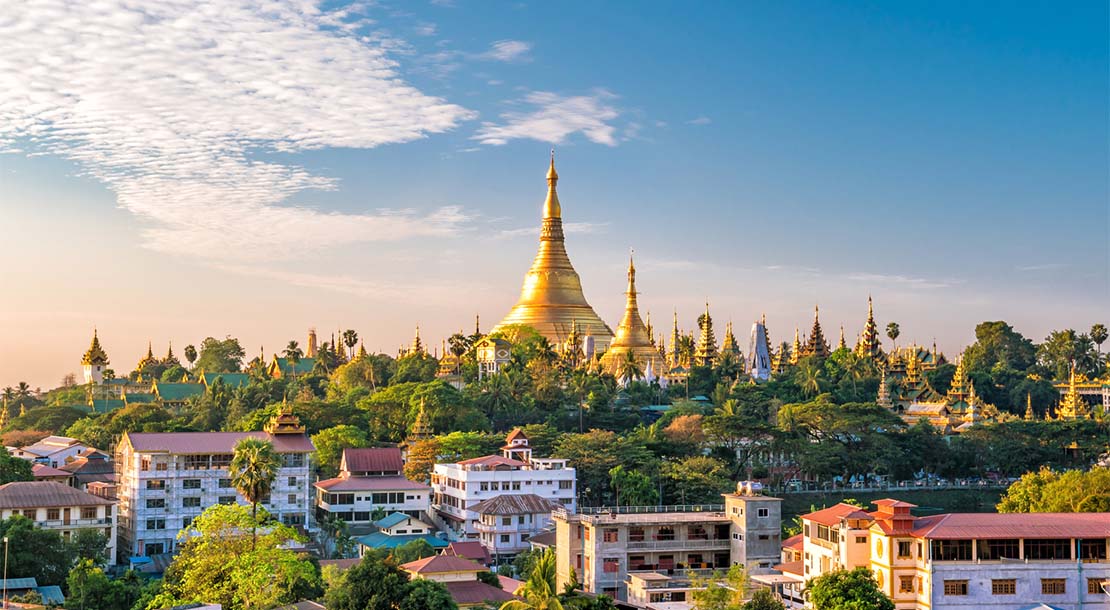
(3, 536), (8, 610)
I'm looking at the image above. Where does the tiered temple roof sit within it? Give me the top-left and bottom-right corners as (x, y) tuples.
(81, 330), (109, 366)
(855, 296), (883, 359)
(694, 302), (718, 366)
(801, 305), (830, 359)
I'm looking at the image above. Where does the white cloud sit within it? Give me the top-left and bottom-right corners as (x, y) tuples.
(1016, 263), (1067, 272)
(687, 116), (712, 126)
(0, 0), (476, 261)
(482, 40), (532, 62)
(474, 90), (621, 146)
(414, 22), (438, 36)
(843, 272), (956, 290)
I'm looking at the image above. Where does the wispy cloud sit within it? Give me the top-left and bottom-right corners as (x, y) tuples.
(214, 264), (487, 303)
(474, 90), (621, 146)
(843, 272), (956, 290)
(687, 116), (712, 126)
(1016, 263), (1067, 272)
(482, 40), (533, 62)
(495, 222), (610, 239)
(0, 0), (475, 261)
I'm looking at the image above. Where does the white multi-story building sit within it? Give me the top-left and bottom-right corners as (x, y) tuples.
(0, 481), (118, 564)
(431, 429), (576, 557)
(8, 436), (91, 468)
(114, 410), (314, 560)
(768, 498), (1110, 610)
(315, 447), (430, 524)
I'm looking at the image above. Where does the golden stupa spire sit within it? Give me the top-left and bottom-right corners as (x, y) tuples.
(599, 250), (659, 375)
(837, 325), (846, 351)
(82, 328), (110, 366)
(1056, 360), (1089, 420)
(493, 154), (614, 347)
(789, 328), (801, 365)
(948, 353), (968, 400)
(1024, 393), (1034, 421)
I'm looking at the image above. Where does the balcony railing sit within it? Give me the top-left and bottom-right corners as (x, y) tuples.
(38, 517), (112, 527)
(625, 538), (731, 551)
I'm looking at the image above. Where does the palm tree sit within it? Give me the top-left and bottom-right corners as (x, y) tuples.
(885, 322), (900, 352)
(15, 382), (31, 400)
(842, 352), (869, 397)
(283, 340), (303, 379)
(799, 360), (824, 397)
(448, 332), (469, 375)
(342, 329), (359, 361)
(229, 437), (282, 550)
(1092, 324), (1108, 356)
(616, 351), (644, 386)
(183, 344), (197, 369)
(1, 387), (14, 403)
(500, 548), (564, 610)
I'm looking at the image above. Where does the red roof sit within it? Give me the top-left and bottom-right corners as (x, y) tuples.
(457, 455), (526, 468)
(401, 554), (485, 575)
(505, 428), (528, 443)
(773, 561), (803, 576)
(31, 464), (71, 478)
(341, 447), (403, 474)
(803, 503), (873, 526)
(908, 512), (1110, 540)
(125, 431), (313, 454)
(314, 475), (428, 492)
(469, 493), (559, 515)
(872, 498), (917, 509)
(442, 580), (515, 605)
(445, 541), (491, 565)
(0, 481), (115, 509)
(782, 533), (803, 550)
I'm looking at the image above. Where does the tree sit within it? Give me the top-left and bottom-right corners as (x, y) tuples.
(65, 560), (144, 610)
(997, 466), (1110, 513)
(963, 321), (1036, 373)
(885, 322), (900, 352)
(615, 351), (644, 386)
(324, 550), (414, 610)
(0, 515), (74, 586)
(400, 578), (458, 610)
(193, 336), (246, 373)
(157, 504), (321, 610)
(1092, 323), (1108, 356)
(183, 344), (197, 368)
(743, 588), (785, 610)
(500, 548), (564, 610)
(69, 528), (110, 566)
(0, 452), (33, 484)
(807, 567), (894, 610)
(689, 564), (748, 610)
(661, 456), (731, 504)
(1037, 329), (1099, 379)
(392, 538), (436, 564)
(478, 571), (503, 589)
(404, 438), (439, 482)
(553, 430), (656, 506)
(229, 437), (281, 549)
(609, 465), (658, 507)
(311, 425), (370, 478)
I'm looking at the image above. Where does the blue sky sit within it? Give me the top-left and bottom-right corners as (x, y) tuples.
(0, 0), (1106, 388)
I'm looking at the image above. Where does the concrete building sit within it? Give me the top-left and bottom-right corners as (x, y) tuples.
(8, 436), (91, 468)
(769, 499), (1110, 610)
(553, 483), (782, 602)
(400, 554), (516, 608)
(470, 493), (561, 561)
(0, 481), (118, 564)
(314, 447), (430, 525)
(114, 410), (314, 560)
(431, 429), (576, 557)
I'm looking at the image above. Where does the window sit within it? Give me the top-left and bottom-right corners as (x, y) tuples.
(559, 480), (573, 490)
(480, 482), (489, 491)
(81, 507), (97, 519)
(931, 539), (972, 561)
(656, 527), (675, 541)
(155, 460), (168, 471)
(47, 509), (59, 521)
(22, 510), (36, 519)
(1041, 579), (1065, 595)
(218, 478), (232, 488)
(146, 499), (165, 509)
(183, 517), (193, 529)
(1090, 579), (1106, 594)
(146, 518), (166, 530)
(218, 496), (236, 505)
(978, 538), (1020, 560)
(603, 529), (618, 543)
(897, 540), (912, 558)
(282, 453), (305, 468)
(757, 508), (769, 517)
(855, 536), (867, 544)
(1026, 539), (1071, 560)
(629, 527), (644, 542)
(288, 494), (296, 505)
(602, 557), (620, 573)
(500, 534), (510, 543)
(943, 580), (968, 596)
(141, 456), (152, 471)
(182, 479), (201, 489)
(899, 576), (915, 593)
(991, 579), (1016, 595)
(512, 482), (521, 490)
(183, 497), (201, 508)
(146, 479), (166, 490)
(1080, 539), (1108, 561)
(502, 517), (512, 526)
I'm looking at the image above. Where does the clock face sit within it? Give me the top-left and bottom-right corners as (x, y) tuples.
(497, 349), (510, 359)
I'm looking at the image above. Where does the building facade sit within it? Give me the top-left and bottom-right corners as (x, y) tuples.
(114, 411), (314, 560)
(315, 447), (431, 525)
(0, 481), (118, 564)
(431, 429), (576, 556)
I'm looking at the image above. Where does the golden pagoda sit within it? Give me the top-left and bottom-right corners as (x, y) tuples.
(721, 322), (741, 359)
(81, 329), (109, 366)
(493, 154), (614, 348)
(136, 342), (158, 372)
(409, 325), (425, 356)
(667, 310), (682, 367)
(837, 326), (847, 351)
(694, 302), (718, 366)
(788, 328), (801, 365)
(600, 254), (664, 375)
(947, 354), (969, 402)
(802, 305), (830, 359)
(856, 295), (883, 359)
(1055, 361), (1090, 420)
(1024, 393), (1035, 421)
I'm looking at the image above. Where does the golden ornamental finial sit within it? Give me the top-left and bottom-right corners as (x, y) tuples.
(543, 151), (561, 219)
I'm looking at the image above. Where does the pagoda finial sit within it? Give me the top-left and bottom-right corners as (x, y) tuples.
(475, 314), (481, 336)
(543, 149), (561, 219)
(838, 325), (846, 351)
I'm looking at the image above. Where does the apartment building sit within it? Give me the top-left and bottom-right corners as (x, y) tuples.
(0, 481), (118, 564)
(114, 410), (314, 559)
(315, 447), (430, 525)
(771, 499), (1110, 610)
(553, 483), (782, 601)
(8, 436), (91, 467)
(431, 429), (576, 555)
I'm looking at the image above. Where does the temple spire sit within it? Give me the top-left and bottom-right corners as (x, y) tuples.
(838, 325), (846, 351)
(599, 250), (659, 377)
(543, 148), (561, 219)
(804, 305), (830, 359)
(789, 328), (801, 365)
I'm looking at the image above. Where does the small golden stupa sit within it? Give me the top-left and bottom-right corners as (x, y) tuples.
(599, 253), (663, 375)
(493, 154), (614, 348)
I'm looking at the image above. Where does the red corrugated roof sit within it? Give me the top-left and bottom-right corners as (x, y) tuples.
(125, 431), (313, 454)
(445, 541), (491, 565)
(803, 503), (873, 526)
(31, 464), (71, 478)
(314, 475), (428, 492)
(443, 580), (516, 605)
(782, 533), (803, 550)
(774, 561), (803, 576)
(341, 447), (403, 473)
(469, 493), (559, 515)
(457, 455), (526, 468)
(401, 554), (485, 574)
(0, 481), (115, 509)
(910, 512), (1110, 540)
(505, 429), (528, 443)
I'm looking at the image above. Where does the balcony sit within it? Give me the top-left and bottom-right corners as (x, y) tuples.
(625, 538), (731, 551)
(475, 521), (527, 534)
(38, 517), (112, 527)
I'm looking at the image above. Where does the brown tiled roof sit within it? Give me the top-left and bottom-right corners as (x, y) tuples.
(125, 431), (313, 454)
(469, 493), (559, 516)
(60, 452), (114, 475)
(527, 531), (556, 548)
(443, 581), (515, 605)
(907, 512), (1110, 540)
(314, 475), (428, 492)
(401, 554), (485, 575)
(31, 464), (71, 478)
(445, 541), (491, 565)
(803, 503), (873, 526)
(457, 455), (526, 468)
(773, 561), (803, 576)
(0, 481), (114, 509)
(341, 447), (403, 473)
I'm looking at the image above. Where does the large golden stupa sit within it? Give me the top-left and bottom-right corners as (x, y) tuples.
(599, 254), (665, 375)
(492, 155), (614, 350)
